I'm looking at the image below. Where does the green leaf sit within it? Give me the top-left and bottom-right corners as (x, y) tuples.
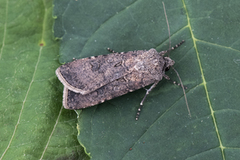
(1, 0), (239, 159)
(0, 0), (235, 159)
(54, 0), (240, 159)
(0, 0), (87, 160)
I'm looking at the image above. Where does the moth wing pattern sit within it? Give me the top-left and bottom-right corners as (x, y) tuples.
(56, 52), (131, 95)
(56, 49), (168, 95)
(58, 49), (173, 109)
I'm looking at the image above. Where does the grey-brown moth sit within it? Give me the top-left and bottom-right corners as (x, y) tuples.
(55, 2), (190, 120)
(55, 41), (186, 118)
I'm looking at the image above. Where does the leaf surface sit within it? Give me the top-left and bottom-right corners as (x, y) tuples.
(0, 0), (87, 159)
(53, 0), (239, 159)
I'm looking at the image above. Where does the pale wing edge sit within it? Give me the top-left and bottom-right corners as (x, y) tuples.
(62, 86), (70, 109)
(56, 67), (89, 95)
(56, 66), (134, 95)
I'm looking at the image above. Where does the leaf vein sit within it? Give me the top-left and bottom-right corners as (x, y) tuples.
(182, 0), (226, 159)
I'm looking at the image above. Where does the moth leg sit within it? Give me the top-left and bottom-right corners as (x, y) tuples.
(107, 48), (129, 55)
(164, 74), (187, 89)
(136, 81), (160, 120)
(107, 48), (117, 53)
(143, 87), (148, 91)
(168, 40), (185, 52)
(169, 79), (187, 89)
(159, 40), (185, 55)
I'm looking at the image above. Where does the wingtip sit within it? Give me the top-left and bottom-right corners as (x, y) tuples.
(55, 67), (88, 95)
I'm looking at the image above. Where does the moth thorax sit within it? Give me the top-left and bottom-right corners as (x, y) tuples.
(164, 57), (175, 68)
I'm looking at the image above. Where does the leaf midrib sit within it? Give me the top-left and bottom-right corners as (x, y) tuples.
(182, 0), (225, 159)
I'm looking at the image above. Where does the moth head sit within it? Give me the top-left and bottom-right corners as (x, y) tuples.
(163, 57), (175, 71)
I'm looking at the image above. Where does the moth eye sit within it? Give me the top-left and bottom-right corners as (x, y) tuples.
(165, 67), (170, 71)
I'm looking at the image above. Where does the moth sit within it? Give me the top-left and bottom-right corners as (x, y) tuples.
(55, 2), (190, 120)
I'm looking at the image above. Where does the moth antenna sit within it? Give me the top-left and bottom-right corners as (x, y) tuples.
(172, 67), (191, 117)
(163, 2), (190, 117)
(136, 2), (173, 121)
(162, 2), (171, 57)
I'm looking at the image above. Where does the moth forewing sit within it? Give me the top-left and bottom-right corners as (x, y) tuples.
(56, 49), (175, 110)
(56, 52), (133, 95)
(55, 68), (87, 94)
